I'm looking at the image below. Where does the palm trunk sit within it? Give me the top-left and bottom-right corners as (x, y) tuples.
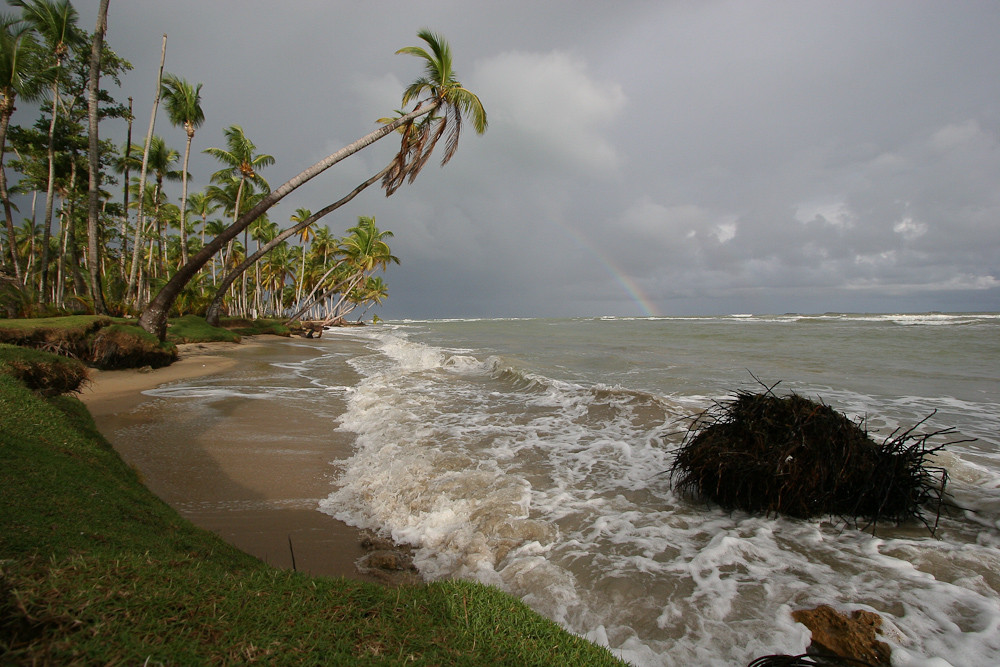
(285, 263), (350, 324)
(204, 164), (388, 326)
(39, 72), (62, 305)
(252, 237), (261, 316)
(323, 272), (365, 325)
(55, 206), (68, 306)
(179, 127), (193, 266)
(154, 178), (166, 278)
(65, 157), (86, 300)
(222, 178), (244, 273)
(296, 243), (307, 304)
(0, 106), (21, 282)
(86, 0), (111, 314)
(24, 191), (36, 276)
(140, 100), (437, 339)
(126, 33), (166, 307)
(119, 96), (132, 281)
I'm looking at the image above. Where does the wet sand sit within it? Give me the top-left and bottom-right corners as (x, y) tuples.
(79, 336), (377, 581)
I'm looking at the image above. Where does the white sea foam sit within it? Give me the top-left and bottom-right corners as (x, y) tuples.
(317, 319), (1000, 666)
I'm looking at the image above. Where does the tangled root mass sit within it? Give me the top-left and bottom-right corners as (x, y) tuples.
(669, 382), (965, 533)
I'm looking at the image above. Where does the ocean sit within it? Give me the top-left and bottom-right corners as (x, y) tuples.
(149, 313), (1000, 665)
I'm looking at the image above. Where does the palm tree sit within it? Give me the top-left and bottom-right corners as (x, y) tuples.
(204, 124), (272, 316)
(14, 214), (40, 276)
(0, 14), (45, 282)
(340, 215), (398, 278)
(139, 30), (484, 339)
(310, 226), (336, 266)
(11, 0), (84, 303)
(144, 135), (181, 278)
(84, 0), (109, 314)
(356, 274), (388, 320)
(161, 72), (204, 266)
(320, 216), (398, 325)
(260, 240), (293, 316)
(125, 33), (166, 308)
(204, 124), (272, 226)
(383, 28), (487, 194)
(186, 190), (218, 248)
(248, 215), (277, 315)
(290, 207), (312, 304)
(203, 165), (390, 326)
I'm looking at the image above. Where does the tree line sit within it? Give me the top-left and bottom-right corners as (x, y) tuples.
(0, 0), (486, 338)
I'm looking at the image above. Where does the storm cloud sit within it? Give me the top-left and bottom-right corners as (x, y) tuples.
(70, 0), (1000, 317)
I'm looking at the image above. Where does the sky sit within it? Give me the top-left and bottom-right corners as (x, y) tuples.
(64, 0), (1000, 318)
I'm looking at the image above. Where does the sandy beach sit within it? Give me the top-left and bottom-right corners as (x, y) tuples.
(78, 336), (377, 581)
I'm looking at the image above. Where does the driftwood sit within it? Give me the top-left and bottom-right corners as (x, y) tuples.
(670, 379), (966, 533)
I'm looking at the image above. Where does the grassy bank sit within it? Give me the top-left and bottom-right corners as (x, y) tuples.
(0, 315), (177, 369)
(0, 347), (624, 665)
(0, 314), (292, 369)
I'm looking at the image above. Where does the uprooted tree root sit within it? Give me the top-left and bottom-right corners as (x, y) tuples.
(669, 381), (968, 534)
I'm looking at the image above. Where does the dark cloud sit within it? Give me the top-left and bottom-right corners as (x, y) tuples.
(66, 0), (999, 317)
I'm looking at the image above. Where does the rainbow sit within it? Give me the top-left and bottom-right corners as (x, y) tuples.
(550, 218), (658, 317)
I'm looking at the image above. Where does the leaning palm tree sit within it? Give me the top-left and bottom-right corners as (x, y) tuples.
(161, 73), (205, 267)
(205, 167), (389, 326)
(383, 28), (487, 194)
(11, 0), (83, 303)
(203, 164), (391, 326)
(0, 14), (46, 282)
(139, 30), (486, 339)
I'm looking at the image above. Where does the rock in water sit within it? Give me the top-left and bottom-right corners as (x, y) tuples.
(791, 605), (892, 666)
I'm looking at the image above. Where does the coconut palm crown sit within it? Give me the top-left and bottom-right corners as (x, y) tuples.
(384, 29), (487, 194)
(161, 73), (205, 265)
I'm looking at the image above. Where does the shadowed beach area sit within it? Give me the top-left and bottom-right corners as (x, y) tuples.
(78, 335), (376, 581)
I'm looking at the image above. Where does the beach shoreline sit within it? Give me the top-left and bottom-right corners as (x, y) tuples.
(78, 335), (379, 582)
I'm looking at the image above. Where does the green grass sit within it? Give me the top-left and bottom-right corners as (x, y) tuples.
(166, 314), (243, 344)
(0, 314), (114, 332)
(0, 350), (625, 666)
(0, 316), (179, 369)
(220, 316), (292, 338)
(0, 344), (90, 395)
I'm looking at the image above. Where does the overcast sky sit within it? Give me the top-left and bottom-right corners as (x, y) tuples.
(68, 1), (1000, 318)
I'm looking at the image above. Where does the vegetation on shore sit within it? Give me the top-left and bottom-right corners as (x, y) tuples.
(0, 344), (624, 665)
(0, 313), (294, 367)
(0, 314), (177, 368)
(1, 0), (486, 338)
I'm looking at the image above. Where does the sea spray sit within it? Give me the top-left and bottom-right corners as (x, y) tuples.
(318, 316), (1000, 665)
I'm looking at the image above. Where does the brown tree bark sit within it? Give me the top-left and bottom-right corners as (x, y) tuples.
(86, 0), (111, 313)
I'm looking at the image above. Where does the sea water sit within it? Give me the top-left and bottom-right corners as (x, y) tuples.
(156, 314), (1000, 665)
